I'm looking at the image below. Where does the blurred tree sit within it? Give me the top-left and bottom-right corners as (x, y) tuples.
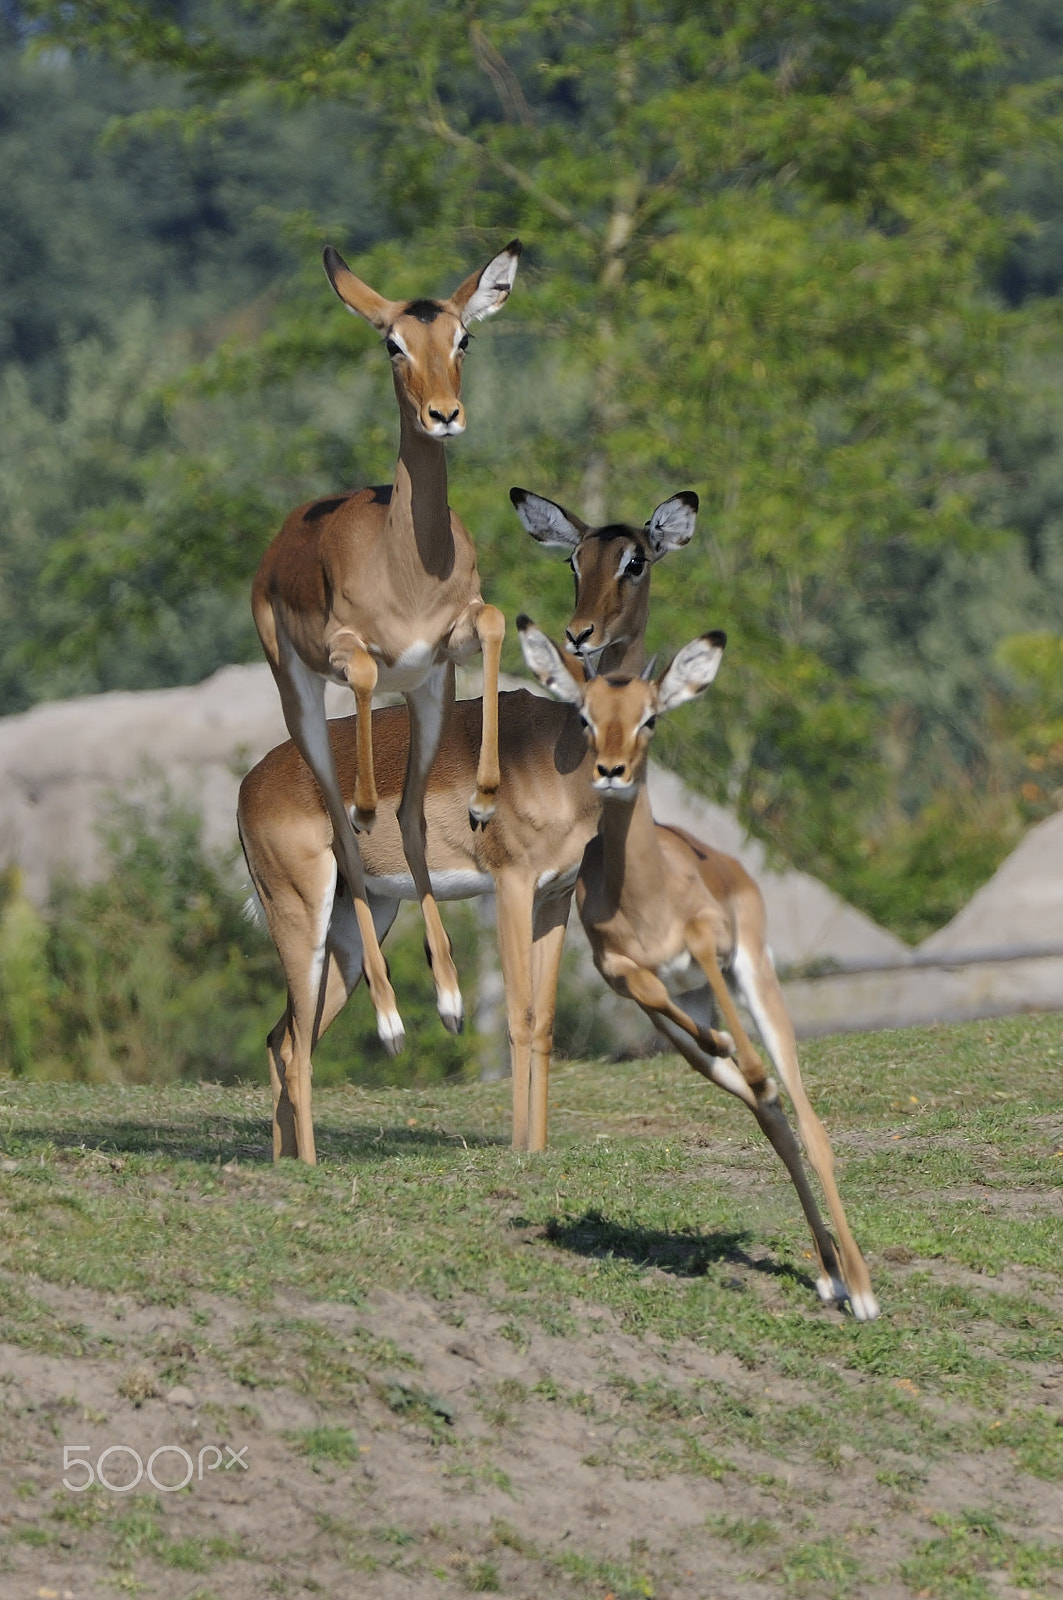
(7, 0), (1063, 934)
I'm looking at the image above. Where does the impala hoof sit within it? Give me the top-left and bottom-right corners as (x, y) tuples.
(352, 807), (377, 835)
(815, 1273), (879, 1320)
(438, 989), (464, 1034)
(468, 789), (496, 829)
(376, 1008), (406, 1057)
(848, 1289), (881, 1322)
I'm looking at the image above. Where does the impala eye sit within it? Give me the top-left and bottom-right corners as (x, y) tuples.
(624, 551), (647, 579)
(643, 715), (656, 731)
(385, 337), (403, 358)
(457, 333), (470, 353)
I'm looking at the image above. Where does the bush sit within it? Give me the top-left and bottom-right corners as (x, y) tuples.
(0, 783), (482, 1086)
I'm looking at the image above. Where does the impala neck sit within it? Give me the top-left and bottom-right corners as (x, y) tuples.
(387, 411), (456, 581)
(596, 781), (662, 915)
(599, 635), (646, 679)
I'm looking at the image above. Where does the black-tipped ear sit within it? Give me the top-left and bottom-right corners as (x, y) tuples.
(646, 491), (698, 558)
(451, 239), (522, 325)
(656, 632), (726, 713)
(322, 247), (393, 330)
(517, 618), (584, 704)
(510, 488), (586, 550)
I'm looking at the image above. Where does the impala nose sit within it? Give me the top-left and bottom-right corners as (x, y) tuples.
(596, 762), (626, 781)
(566, 624), (595, 654)
(427, 402), (463, 428)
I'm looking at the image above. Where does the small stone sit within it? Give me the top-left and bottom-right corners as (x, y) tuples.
(166, 1385), (196, 1408)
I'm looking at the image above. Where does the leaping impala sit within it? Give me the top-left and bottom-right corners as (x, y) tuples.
(239, 488), (699, 1162)
(251, 238), (520, 1058)
(517, 619), (879, 1320)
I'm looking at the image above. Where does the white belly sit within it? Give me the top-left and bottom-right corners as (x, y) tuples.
(364, 868), (494, 903)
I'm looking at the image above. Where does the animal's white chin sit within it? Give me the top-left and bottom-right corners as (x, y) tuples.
(421, 419), (465, 440)
(594, 778), (636, 799)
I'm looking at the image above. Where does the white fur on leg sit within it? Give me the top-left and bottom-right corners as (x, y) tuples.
(376, 1007), (406, 1055)
(849, 1289), (881, 1322)
(437, 987), (465, 1033)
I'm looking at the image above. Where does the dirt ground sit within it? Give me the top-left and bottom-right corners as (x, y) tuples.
(3, 1262), (1063, 1600)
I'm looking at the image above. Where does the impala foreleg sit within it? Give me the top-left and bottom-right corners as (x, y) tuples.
(527, 894), (572, 1152)
(399, 669), (464, 1032)
(469, 603), (505, 828)
(732, 942), (879, 1321)
(651, 1012), (851, 1308)
(495, 874), (537, 1150)
(600, 953), (735, 1059)
(337, 639), (379, 830)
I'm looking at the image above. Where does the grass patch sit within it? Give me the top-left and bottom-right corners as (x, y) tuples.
(1, 1014), (1062, 1599)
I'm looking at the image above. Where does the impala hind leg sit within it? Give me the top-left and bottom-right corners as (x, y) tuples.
(269, 879), (399, 1162)
(261, 850), (339, 1164)
(399, 668), (464, 1033)
(269, 636), (404, 1054)
(732, 941), (879, 1320)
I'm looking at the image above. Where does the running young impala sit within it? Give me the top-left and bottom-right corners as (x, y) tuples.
(239, 489), (699, 1164)
(516, 618), (879, 1320)
(251, 239), (520, 1060)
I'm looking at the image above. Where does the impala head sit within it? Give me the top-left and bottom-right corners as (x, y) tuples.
(517, 617), (727, 800)
(323, 240), (521, 440)
(510, 488), (698, 671)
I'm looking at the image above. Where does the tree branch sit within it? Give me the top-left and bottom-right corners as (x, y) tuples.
(417, 107), (599, 246)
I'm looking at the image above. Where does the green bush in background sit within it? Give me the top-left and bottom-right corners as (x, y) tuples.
(0, 785), (491, 1087)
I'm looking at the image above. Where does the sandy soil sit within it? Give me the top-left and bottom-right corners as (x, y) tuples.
(3, 1264), (1062, 1600)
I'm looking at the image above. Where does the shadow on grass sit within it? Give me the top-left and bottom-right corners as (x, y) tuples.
(14, 1118), (505, 1166)
(539, 1207), (814, 1288)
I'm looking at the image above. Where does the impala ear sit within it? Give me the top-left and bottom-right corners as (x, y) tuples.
(656, 630), (726, 713)
(450, 239), (522, 325)
(646, 491), (698, 559)
(322, 247), (397, 332)
(510, 488), (586, 550)
(516, 615), (584, 704)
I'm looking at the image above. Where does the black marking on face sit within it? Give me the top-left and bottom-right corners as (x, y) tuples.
(302, 495), (350, 523)
(403, 298), (444, 324)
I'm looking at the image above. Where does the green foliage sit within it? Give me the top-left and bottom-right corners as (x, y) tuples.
(6, 0), (1063, 933)
(32, 781), (281, 1083)
(311, 900), (481, 1089)
(996, 629), (1063, 818)
(0, 782), (481, 1085)
(0, 870), (51, 1076)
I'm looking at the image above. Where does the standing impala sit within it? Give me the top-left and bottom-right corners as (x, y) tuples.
(239, 489), (699, 1163)
(517, 619), (879, 1320)
(251, 239), (520, 1060)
